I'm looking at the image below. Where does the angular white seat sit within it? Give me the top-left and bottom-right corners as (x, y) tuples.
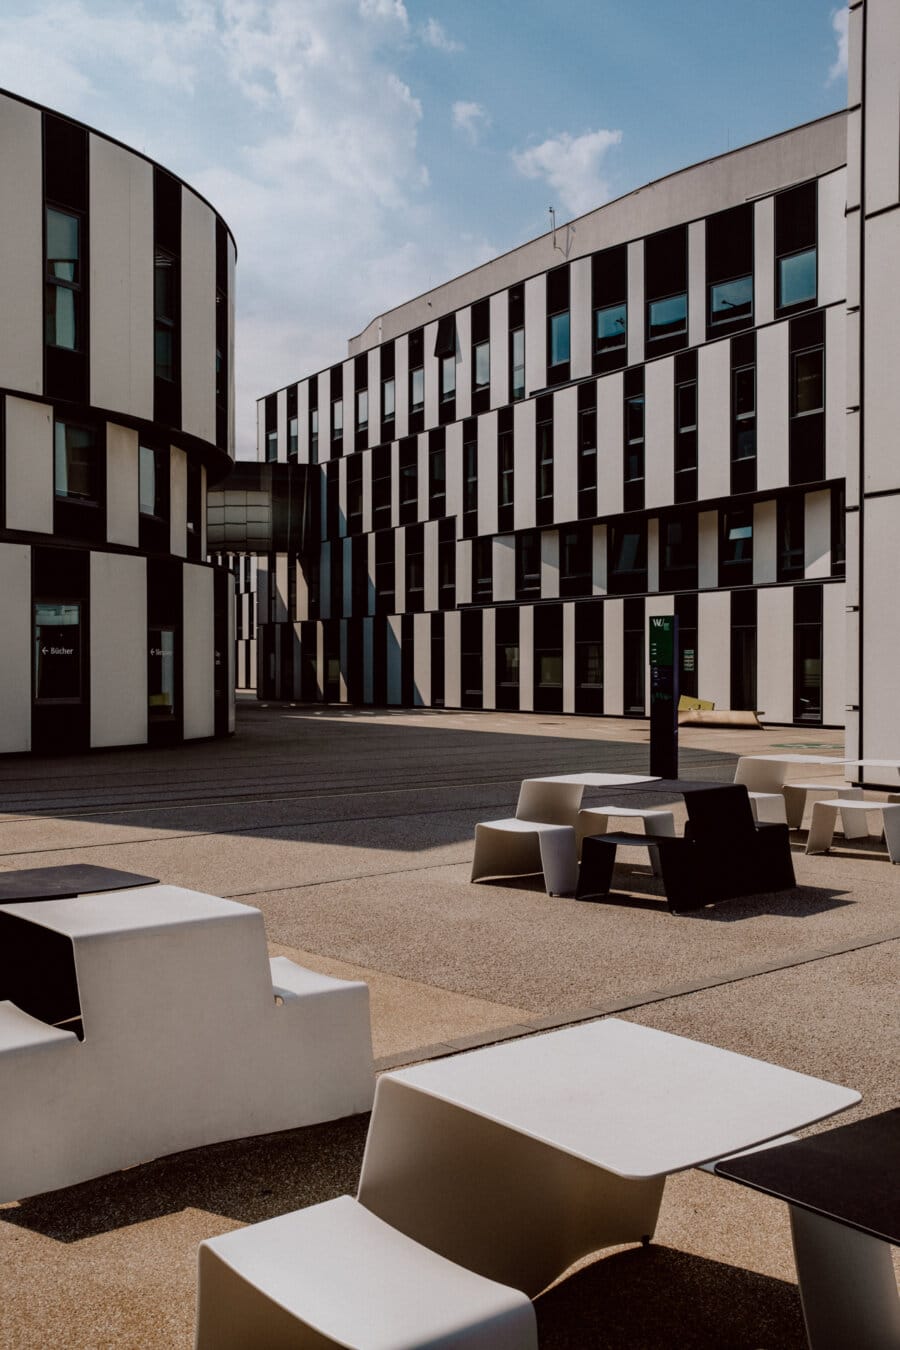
(733, 757), (789, 825)
(806, 799), (900, 862)
(470, 819), (577, 896)
(195, 1195), (537, 1350)
(783, 782), (863, 830)
(576, 805), (675, 876)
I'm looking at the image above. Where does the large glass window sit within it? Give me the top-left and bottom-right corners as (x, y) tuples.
(148, 627), (176, 719)
(429, 445), (446, 516)
(515, 531), (540, 597)
(154, 248), (177, 380)
(647, 292), (687, 342)
(710, 274), (752, 326)
(510, 328), (525, 400)
(288, 416), (298, 458)
(54, 421), (98, 501)
(309, 408), (319, 463)
(382, 377), (395, 419)
(45, 208), (81, 350)
(463, 438), (478, 516)
(498, 430), (514, 508)
(794, 585), (822, 723)
(624, 395), (645, 484)
(332, 398), (343, 439)
(549, 311), (570, 366)
(440, 354), (456, 402)
(720, 508), (754, 586)
(779, 248), (817, 310)
(356, 388), (368, 430)
(732, 365), (756, 459)
(474, 340), (490, 390)
(537, 418), (553, 503)
(595, 302), (627, 353)
(792, 348), (824, 416)
(410, 366), (425, 412)
(34, 602), (82, 702)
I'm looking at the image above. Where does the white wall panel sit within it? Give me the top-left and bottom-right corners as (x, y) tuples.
(489, 290), (508, 409)
(753, 499), (777, 585)
(697, 339), (731, 500)
(183, 564), (215, 739)
(647, 517), (659, 592)
(817, 170), (847, 309)
(626, 240), (644, 366)
(524, 276), (546, 396)
(756, 586), (794, 723)
(541, 530), (559, 598)
(569, 256), (592, 380)
(89, 135), (154, 420)
(317, 372), (331, 457)
(226, 238), (236, 456)
(862, 495), (900, 763)
(276, 387), (287, 463)
(603, 600), (624, 715)
(424, 320), (439, 429)
(645, 356), (674, 509)
(200, 465), (207, 558)
(90, 551), (147, 747)
(342, 360), (354, 447)
(754, 196), (775, 328)
(863, 211), (900, 494)
(362, 448), (373, 533)
(0, 543), (31, 752)
(0, 95), (42, 395)
(596, 371), (624, 517)
(493, 535), (515, 602)
(482, 608), (496, 710)
(805, 489), (832, 578)
(169, 445), (188, 557)
(757, 321), (790, 491)
(256, 399), (265, 460)
(394, 335), (409, 438)
(698, 590), (731, 709)
(518, 606), (534, 711)
(553, 385), (578, 523)
(864, 0), (900, 214)
(106, 422), (139, 547)
(444, 611), (461, 707)
(5, 395), (53, 534)
(180, 189), (217, 445)
(825, 305), (846, 480)
(424, 520), (439, 610)
(387, 615), (402, 705)
(367, 350), (380, 449)
(687, 220), (705, 349)
(413, 611), (431, 706)
(822, 581), (846, 727)
(455, 306), (472, 420)
(592, 523), (607, 595)
(698, 510), (718, 588)
(513, 401), (536, 530)
(477, 410), (498, 536)
(393, 529), (405, 615)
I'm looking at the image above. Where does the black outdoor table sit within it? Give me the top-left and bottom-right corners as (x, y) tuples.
(576, 779), (795, 912)
(715, 1110), (900, 1350)
(0, 864), (158, 904)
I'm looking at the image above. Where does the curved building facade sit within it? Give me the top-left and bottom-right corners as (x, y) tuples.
(0, 89), (235, 753)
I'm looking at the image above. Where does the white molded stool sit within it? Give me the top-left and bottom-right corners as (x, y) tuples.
(470, 819), (578, 895)
(748, 792), (788, 824)
(806, 799), (900, 862)
(577, 806), (675, 877)
(783, 783), (863, 829)
(196, 1196), (537, 1350)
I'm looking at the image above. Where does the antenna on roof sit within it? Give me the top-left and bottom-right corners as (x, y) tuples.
(548, 205), (576, 259)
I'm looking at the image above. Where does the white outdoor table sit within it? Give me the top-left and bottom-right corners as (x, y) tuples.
(357, 1019), (859, 1298)
(515, 773), (659, 826)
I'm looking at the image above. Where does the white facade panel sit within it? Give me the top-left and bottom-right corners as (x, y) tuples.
(822, 581), (846, 727)
(596, 371), (624, 517)
(752, 499), (777, 585)
(489, 290), (509, 409)
(697, 340), (730, 500)
(387, 616), (402, 705)
(541, 530), (559, 599)
(817, 169), (847, 310)
(180, 190), (217, 445)
(183, 564), (215, 739)
(687, 220), (705, 349)
(367, 349), (380, 449)
(518, 606), (534, 711)
(424, 520), (439, 611)
(424, 320), (439, 429)
(0, 94), (42, 395)
(169, 445), (188, 558)
(482, 608), (496, 710)
(524, 275), (546, 397)
(512, 401), (536, 530)
(647, 518), (659, 593)
(698, 590), (730, 710)
(89, 135), (154, 420)
(592, 523), (607, 595)
(825, 305), (846, 481)
(455, 306), (472, 420)
(754, 196), (775, 328)
(276, 387), (287, 463)
(863, 0), (900, 214)
(0, 543), (31, 752)
(626, 240), (644, 366)
(456, 539), (472, 606)
(569, 256), (592, 380)
(394, 335), (409, 438)
(106, 422), (139, 547)
(757, 321), (790, 491)
(862, 495), (900, 763)
(90, 551), (147, 747)
(494, 535), (515, 602)
(698, 510), (718, 588)
(553, 385), (579, 524)
(804, 490), (832, 578)
(644, 356), (674, 509)
(5, 395), (53, 535)
(863, 210), (900, 494)
(444, 610), (461, 708)
(603, 599), (624, 716)
(756, 586), (794, 723)
(413, 611), (431, 706)
(478, 410), (498, 536)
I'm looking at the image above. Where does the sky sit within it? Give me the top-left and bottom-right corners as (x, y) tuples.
(0, 1), (849, 457)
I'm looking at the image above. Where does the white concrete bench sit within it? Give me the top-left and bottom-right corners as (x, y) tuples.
(783, 783), (863, 830)
(470, 819), (577, 896)
(196, 1195), (537, 1349)
(806, 799), (900, 863)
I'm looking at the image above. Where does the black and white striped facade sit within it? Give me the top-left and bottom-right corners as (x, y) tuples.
(247, 113), (850, 728)
(0, 89), (235, 753)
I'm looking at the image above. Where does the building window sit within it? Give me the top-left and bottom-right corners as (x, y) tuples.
(54, 421), (98, 501)
(440, 354), (456, 403)
(34, 601), (82, 702)
(438, 520), (456, 609)
(534, 604), (563, 712)
(732, 365), (756, 459)
(45, 207), (82, 350)
(463, 430), (478, 535)
(608, 522), (647, 594)
(578, 404), (597, 519)
(623, 597), (645, 715)
(372, 444), (391, 530)
(406, 524), (424, 611)
(706, 202), (754, 337)
(332, 398), (343, 442)
(595, 302), (627, 354)
(148, 627), (177, 720)
(410, 365), (424, 412)
(536, 398), (553, 522)
(647, 292), (687, 342)
(792, 348), (824, 417)
(474, 340), (490, 390)
(356, 388), (368, 430)
(309, 407), (319, 463)
(720, 508), (753, 585)
(498, 423), (514, 521)
(139, 444), (168, 518)
(560, 524), (592, 597)
(779, 248), (817, 311)
(659, 511), (698, 592)
(831, 484), (845, 576)
(472, 537), (493, 602)
(549, 310), (570, 367)
(154, 247), (177, 380)
(575, 600), (603, 714)
(710, 275), (752, 327)
(374, 530), (395, 614)
(776, 180), (817, 313)
(731, 589), (757, 713)
(510, 327), (525, 401)
(287, 415), (298, 459)
(624, 393), (645, 511)
(347, 456), (363, 532)
(429, 430), (446, 519)
(515, 530), (540, 598)
(794, 585), (822, 723)
(777, 495), (805, 581)
(399, 437), (418, 524)
(382, 377), (395, 419)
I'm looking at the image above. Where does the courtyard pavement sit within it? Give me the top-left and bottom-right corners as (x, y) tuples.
(0, 702), (897, 1348)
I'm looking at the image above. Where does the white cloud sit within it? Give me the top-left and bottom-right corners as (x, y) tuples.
(828, 7), (849, 83)
(452, 100), (488, 144)
(512, 128), (622, 217)
(420, 18), (462, 53)
(0, 0), (497, 456)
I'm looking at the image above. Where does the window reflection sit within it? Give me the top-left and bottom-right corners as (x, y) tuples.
(778, 248), (816, 309)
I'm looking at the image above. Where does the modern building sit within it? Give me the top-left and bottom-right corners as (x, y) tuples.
(0, 89), (236, 754)
(226, 0), (898, 774)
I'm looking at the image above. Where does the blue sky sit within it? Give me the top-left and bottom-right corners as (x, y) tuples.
(0, 1), (848, 455)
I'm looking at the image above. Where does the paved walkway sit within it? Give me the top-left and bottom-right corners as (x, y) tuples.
(0, 705), (897, 1347)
